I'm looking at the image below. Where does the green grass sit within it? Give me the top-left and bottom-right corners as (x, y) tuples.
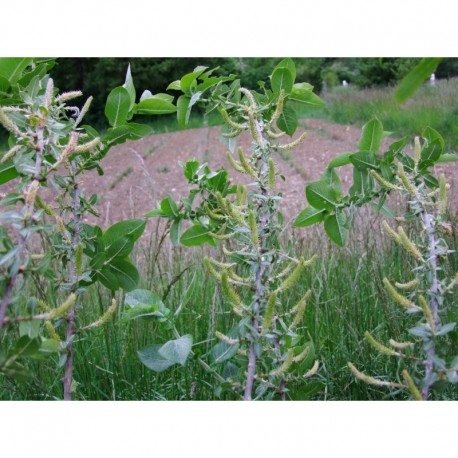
(299, 79), (458, 152)
(1, 211), (457, 401)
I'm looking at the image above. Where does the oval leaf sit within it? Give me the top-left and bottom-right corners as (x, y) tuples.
(158, 335), (193, 366)
(293, 207), (327, 227)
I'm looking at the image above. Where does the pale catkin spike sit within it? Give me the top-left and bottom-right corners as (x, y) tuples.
(215, 331), (239, 345)
(237, 147), (257, 177)
(35, 194), (56, 217)
(209, 231), (236, 241)
(80, 299), (117, 330)
(55, 91), (83, 103)
(0, 107), (24, 136)
(226, 200), (246, 226)
(75, 96), (93, 126)
(270, 89), (285, 126)
(289, 290), (311, 330)
(218, 107), (246, 131)
(1, 145), (21, 163)
(37, 300), (51, 312)
(239, 87), (257, 109)
(226, 150), (245, 174)
(236, 185), (247, 206)
(275, 260), (296, 279)
(44, 78), (54, 108)
(364, 331), (396, 356)
(266, 130), (286, 139)
(25, 180), (39, 208)
(221, 271), (242, 307)
(397, 227), (424, 261)
(303, 254), (318, 268)
(303, 360), (320, 378)
(204, 204), (225, 221)
(397, 162), (419, 198)
(227, 268), (248, 283)
(418, 295), (435, 330)
(383, 278), (417, 309)
(48, 293), (77, 320)
(204, 257), (222, 282)
(394, 278), (419, 290)
(278, 131), (307, 151)
(247, 110), (263, 147)
(389, 339), (414, 350)
(414, 136), (421, 164)
(207, 257), (236, 270)
(348, 362), (406, 388)
(447, 272), (458, 290)
(277, 257), (305, 293)
(293, 344), (312, 364)
(272, 349), (294, 377)
(54, 131), (78, 167)
(262, 291), (277, 334)
(215, 192), (228, 213)
(73, 137), (100, 153)
(401, 370), (423, 400)
(370, 170), (400, 190)
(268, 158), (276, 192)
(248, 210), (259, 247)
(75, 242), (84, 277)
(439, 173), (447, 215)
(382, 220), (401, 243)
(222, 129), (242, 138)
(31, 254), (45, 261)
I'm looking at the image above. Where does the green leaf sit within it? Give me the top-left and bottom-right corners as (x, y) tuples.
(104, 258), (139, 291)
(136, 96), (176, 115)
(103, 219), (146, 248)
(274, 58), (296, 81)
(350, 151), (379, 170)
(180, 225), (215, 247)
(0, 58), (33, 84)
(358, 118), (383, 153)
(180, 67), (207, 94)
(177, 95), (191, 127)
(125, 123), (154, 140)
(122, 64), (136, 111)
(420, 127), (444, 164)
(105, 237), (134, 259)
(160, 196), (178, 218)
(170, 219), (181, 246)
(277, 104), (298, 136)
(211, 341), (239, 364)
(305, 180), (338, 211)
(293, 207), (326, 227)
(437, 153), (458, 163)
(158, 335), (193, 366)
(271, 68), (293, 94)
(183, 159), (199, 181)
(324, 211), (348, 246)
(105, 86), (130, 127)
(125, 289), (163, 308)
(0, 161), (19, 185)
(327, 151), (354, 168)
(290, 84), (325, 107)
(167, 80), (181, 91)
(124, 289), (169, 320)
(321, 167), (342, 196)
(394, 58), (442, 103)
(138, 344), (175, 372)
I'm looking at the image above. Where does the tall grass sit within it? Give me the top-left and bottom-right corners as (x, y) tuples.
(1, 210), (457, 400)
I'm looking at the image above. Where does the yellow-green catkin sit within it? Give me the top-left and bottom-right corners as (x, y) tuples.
(81, 299), (117, 330)
(394, 278), (419, 290)
(289, 290), (311, 329)
(397, 227), (424, 262)
(248, 210), (259, 247)
(55, 91), (83, 103)
(383, 278), (417, 309)
(401, 370), (423, 400)
(75, 242), (83, 277)
(382, 221), (401, 243)
(439, 173), (447, 215)
(48, 293), (76, 320)
(270, 90), (285, 127)
(236, 185), (247, 206)
(215, 192), (228, 213)
(205, 204), (225, 221)
(303, 254), (318, 268)
(221, 271), (242, 309)
(397, 162), (419, 198)
(277, 257), (304, 293)
(418, 295), (435, 329)
(364, 331), (396, 356)
(215, 330), (239, 345)
(247, 110), (262, 147)
(262, 291), (277, 334)
(237, 147), (257, 177)
(348, 362), (403, 388)
(1, 145), (21, 163)
(239, 87), (257, 108)
(222, 128), (242, 138)
(370, 170), (399, 191)
(75, 96), (93, 126)
(272, 349), (294, 377)
(25, 180), (39, 208)
(74, 137), (100, 153)
(278, 131), (307, 151)
(218, 107), (246, 131)
(293, 344), (312, 364)
(304, 360), (320, 378)
(35, 195), (56, 217)
(226, 151), (245, 174)
(266, 130), (285, 139)
(226, 200), (246, 226)
(45, 321), (60, 341)
(204, 256), (222, 282)
(268, 158), (276, 192)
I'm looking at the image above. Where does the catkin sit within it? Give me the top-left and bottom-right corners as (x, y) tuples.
(401, 370), (423, 400)
(262, 292), (277, 334)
